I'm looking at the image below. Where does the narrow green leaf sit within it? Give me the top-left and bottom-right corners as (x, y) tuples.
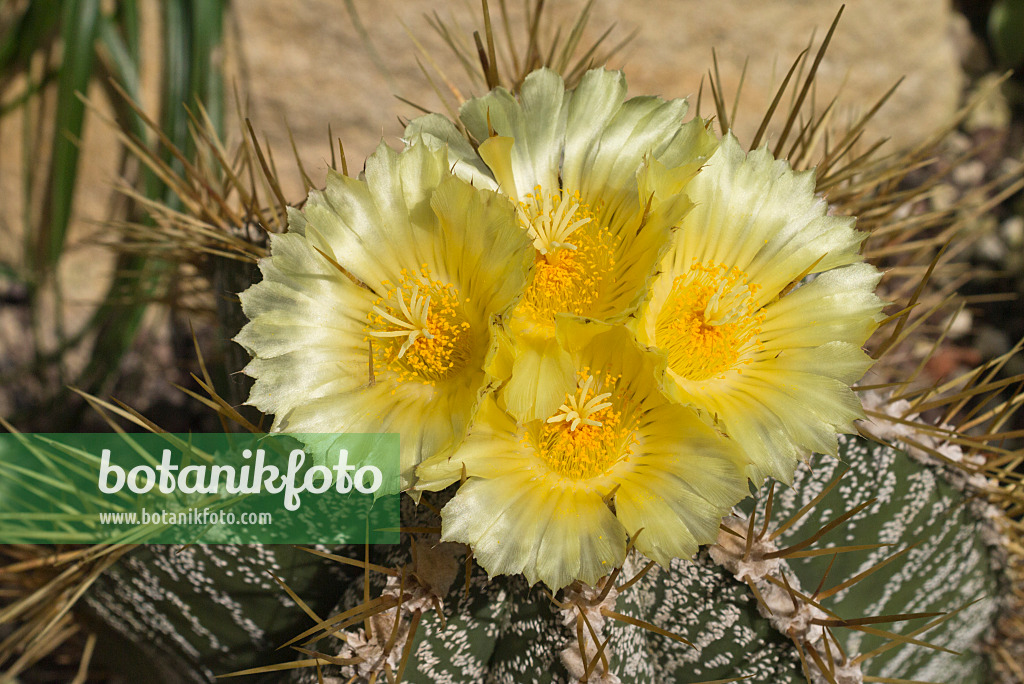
(0, 0), (61, 77)
(78, 0), (228, 400)
(113, 0), (141, 65)
(38, 0), (101, 271)
(189, 0), (226, 138)
(989, 0), (1024, 68)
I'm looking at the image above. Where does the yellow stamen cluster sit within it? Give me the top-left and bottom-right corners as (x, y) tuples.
(366, 267), (472, 386)
(516, 187), (617, 322)
(656, 261), (764, 382)
(531, 372), (638, 480)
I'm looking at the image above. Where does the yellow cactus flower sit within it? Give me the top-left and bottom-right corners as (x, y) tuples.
(235, 142), (533, 487)
(638, 134), (886, 484)
(417, 321), (747, 590)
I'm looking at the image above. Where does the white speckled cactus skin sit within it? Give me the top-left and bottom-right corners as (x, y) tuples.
(82, 545), (351, 683)
(83, 433), (1005, 684)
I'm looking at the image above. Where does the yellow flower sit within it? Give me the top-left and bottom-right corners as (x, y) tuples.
(637, 134), (885, 484)
(417, 321), (747, 590)
(235, 142), (533, 487)
(407, 68), (718, 422)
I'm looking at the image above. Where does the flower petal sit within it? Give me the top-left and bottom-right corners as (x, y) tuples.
(613, 403), (747, 566)
(277, 376), (475, 487)
(441, 472), (627, 590)
(416, 396), (523, 489)
(404, 112), (496, 188)
(669, 134), (867, 304)
(428, 174), (534, 310)
(759, 263), (884, 351)
(460, 68), (567, 199)
(300, 143), (445, 288)
(236, 143), (532, 490)
(502, 334), (577, 422)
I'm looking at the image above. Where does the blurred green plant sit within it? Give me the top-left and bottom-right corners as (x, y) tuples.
(989, 0), (1024, 69)
(0, 0), (228, 428)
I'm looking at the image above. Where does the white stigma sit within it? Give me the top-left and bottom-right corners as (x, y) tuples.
(368, 283), (434, 358)
(702, 277), (751, 326)
(519, 189), (592, 261)
(546, 375), (613, 431)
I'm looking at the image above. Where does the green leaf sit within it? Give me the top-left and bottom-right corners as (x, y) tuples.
(989, 0), (1024, 68)
(38, 0), (100, 272)
(97, 14), (140, 104)
(114, 0), (141, 66)
(190, 0), (226, 138)
(77, 0), (228, 399)
(0, 0), (61, 77)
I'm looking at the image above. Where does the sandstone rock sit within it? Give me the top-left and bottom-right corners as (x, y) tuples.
(235, 0), (965, 198)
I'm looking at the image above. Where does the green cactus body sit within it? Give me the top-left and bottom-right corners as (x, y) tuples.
(383, 556), (806, 684)
(80, 433), (1005, 684)
(286, 524), (804, 682)
(294, 434), (1003, 683)
(735, 436), (1002, 682)
(81, 545), (352, 683)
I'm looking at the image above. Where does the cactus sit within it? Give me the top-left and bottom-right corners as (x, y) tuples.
(79, 545), (354, 683)
(274, 433), (1005, 684)
(74, 430), (1008, 684)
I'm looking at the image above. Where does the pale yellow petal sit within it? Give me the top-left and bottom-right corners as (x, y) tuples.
(612, 403), (746, 566)
(678, 365), (864, 484)
(561, 69), (628, 190)
(441, 472), (627, 590)
(759, 263), (884, 350)
(562, 68), (699, 205)
(700, 389), (803, 485)
(428, 174), (533, 313)
(416, 397), (524, 490)
(459, 68), (567, 197)
(235, 233), (378, 415)
(404, 113), (497, 189)
(502, 334), (577, 422)
(477, 135), (519, 199)
(668, 134), (866, 304)
(302, 143), (444, 287)
(238, 143), (533, 491)
(278, 377), (477, 488)
(757, 341), (875, 385)
(594, 152), (709, 318)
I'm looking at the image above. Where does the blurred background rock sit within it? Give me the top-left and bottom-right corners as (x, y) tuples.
(234, 0), (965, 198)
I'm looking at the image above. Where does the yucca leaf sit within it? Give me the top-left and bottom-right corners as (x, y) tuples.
(190, 0), (225, 138)
(989, 0), (1024, 68)
(96, 14), (140, 106)
(113, 0), (141, 66)
(0, 0), (61, 81)
(76, 0), (228, 401)
(37, 0), (100, 274)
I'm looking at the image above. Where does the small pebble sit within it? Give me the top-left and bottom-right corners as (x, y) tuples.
(953, 160), (986, 186)
(1001, 216), (1024, 248)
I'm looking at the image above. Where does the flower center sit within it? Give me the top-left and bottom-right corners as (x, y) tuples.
(516, 187), (617, 323)
(656, 260), (764, 382)
(366, 268), (472, 385)
(531, 373), (638, 480)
